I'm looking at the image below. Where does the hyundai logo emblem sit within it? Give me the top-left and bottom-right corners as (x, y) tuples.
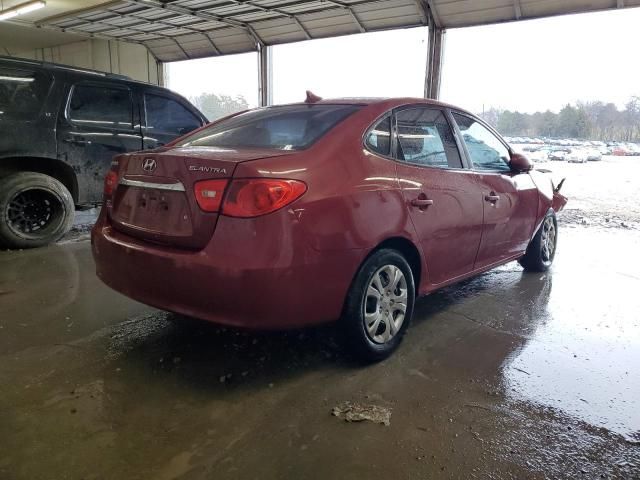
(142, 158), (157, 172)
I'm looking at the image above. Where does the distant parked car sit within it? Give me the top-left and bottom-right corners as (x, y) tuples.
(92, 97), (568, 361)
(613, 146), (631, 156)
(0, 56), (208, 248)
(585, 149), (603, 161)
(566, 149), (588, 163)
(549, 150), (567, 161)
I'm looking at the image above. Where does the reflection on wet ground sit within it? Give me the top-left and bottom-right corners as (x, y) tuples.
(0, 227), (638, 479)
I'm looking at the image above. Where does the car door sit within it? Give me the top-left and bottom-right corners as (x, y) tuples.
(141, 90), (205, 150)
(451, 112), (539, 269)
(57, 82), (143, 203)
(390, 106), (484, 286)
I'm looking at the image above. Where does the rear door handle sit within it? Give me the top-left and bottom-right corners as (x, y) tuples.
(411, 197), (434, 208)
(485, 193), (500, 203)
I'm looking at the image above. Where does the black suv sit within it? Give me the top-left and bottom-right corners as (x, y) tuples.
(0, 56), (208, 248)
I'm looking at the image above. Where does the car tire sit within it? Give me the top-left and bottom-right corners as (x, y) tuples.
(342, 249), (415, 363)
(0, 172), (75, 249)
(519, 211), (557, 272)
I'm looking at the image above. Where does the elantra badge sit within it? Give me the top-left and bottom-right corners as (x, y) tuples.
(189, 165), (227, 174)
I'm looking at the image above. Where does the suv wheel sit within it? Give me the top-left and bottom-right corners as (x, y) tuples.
(342, 249), (415, 362)
(0, 172), (75, 249)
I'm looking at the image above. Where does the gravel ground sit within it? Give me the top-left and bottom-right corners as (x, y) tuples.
(535, 155), (640, 230)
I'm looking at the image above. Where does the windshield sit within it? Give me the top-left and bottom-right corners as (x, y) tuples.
(177, 104), (361, 150)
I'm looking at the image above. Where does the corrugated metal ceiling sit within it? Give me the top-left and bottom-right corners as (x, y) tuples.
(32, 0), (640, 62)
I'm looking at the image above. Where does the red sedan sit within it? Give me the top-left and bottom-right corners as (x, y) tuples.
(92, 97), (567, 361)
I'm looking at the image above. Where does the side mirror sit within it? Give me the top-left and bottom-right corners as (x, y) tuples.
(510, 152), (533, 172)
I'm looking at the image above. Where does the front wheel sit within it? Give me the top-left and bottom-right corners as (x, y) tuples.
(0, 172), (75, 249)
(519, 211), (557, 272)
(342, 249), (415, 362)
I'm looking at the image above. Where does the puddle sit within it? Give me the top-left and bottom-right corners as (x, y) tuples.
(503, 228), (640, 441)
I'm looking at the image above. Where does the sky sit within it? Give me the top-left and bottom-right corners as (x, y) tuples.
(167, 8), (640, 115)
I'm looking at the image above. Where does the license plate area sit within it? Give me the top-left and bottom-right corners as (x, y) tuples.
(112, 186), (194, 237)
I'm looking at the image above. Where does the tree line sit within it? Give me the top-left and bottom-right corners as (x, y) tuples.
(479, 97), (640, 142)
(190, 93), (249, 122)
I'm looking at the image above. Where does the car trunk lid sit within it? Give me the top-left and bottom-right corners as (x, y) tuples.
(109, 147), (291, 249)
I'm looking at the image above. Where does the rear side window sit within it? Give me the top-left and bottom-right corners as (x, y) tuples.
(365, 116), (391, 156)
(0, 67), (51, 121)
(396, 108), (462, 169)
(177, 104), (361, 150)
(68, 84), (133, 128)
(145, 93), (202, 136)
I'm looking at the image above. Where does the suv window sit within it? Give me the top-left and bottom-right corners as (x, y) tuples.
(145, 93), (202, 136)
(452, 113), (510, 172)
(68, 84), (133, 128)
(365, 116), (391, 156)
(396, 108), (462, 169)
(177, 104), (361, 150)
(0, 67), (51, 121)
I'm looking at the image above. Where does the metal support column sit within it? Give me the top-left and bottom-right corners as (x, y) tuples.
(258, 44), (273, 107)
(424, 8), (445, 99)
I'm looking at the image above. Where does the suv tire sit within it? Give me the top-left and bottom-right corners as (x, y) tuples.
(0, 172), (75, 249)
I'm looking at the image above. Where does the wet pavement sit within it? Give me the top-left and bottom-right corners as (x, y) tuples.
(1, 226), (639, 479)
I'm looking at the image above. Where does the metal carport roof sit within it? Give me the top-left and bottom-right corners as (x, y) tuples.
(30, 0), (640, 62)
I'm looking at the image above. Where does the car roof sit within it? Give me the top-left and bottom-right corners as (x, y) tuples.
(278, 96), (475, 115)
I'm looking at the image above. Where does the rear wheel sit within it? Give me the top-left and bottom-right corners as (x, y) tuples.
(342, 249), (415, 362)
(519, 211), (557, 272)
(0, 172), (75, 249)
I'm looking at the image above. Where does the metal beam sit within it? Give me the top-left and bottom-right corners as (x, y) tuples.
(514, 0), (522, 19)
(35, 0), (123, 25)
(126, 0), (265, 47)
(324, 0), (366, 32)
(224, 0), (312, 40)
(171, 37), (191, 60)
(425, 0), (441, 28)
(424, 9), (445, 99)
(258, 44), (273, 107)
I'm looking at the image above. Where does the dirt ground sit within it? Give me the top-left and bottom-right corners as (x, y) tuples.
(1, 158), (639, 479)
(540, 156), (640, 230)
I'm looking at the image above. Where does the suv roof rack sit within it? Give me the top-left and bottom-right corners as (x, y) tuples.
(0, 55), (131, 81)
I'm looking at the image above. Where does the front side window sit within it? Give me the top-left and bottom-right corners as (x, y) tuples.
(452, 113), (510, 172)
(365, 116), (391, 156)
(395, 108), (462, 169)
(177, 104), (361, 150)
(145, 93), (202, 136)
(68, 84), (133, 128)
(0, 67), (51, 121)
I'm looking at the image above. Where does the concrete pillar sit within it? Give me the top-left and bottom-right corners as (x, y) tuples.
(258, 44), (273, 107)
(424, 24), (445, 99)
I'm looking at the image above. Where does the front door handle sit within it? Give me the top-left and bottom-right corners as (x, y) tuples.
(410, 196), (434, 208)
(485, 193), (500, 203)
(63, 136), (89, 146)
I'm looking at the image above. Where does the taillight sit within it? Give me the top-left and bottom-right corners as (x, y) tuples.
(194, 179), (229, 212)
(222, 179), (307, 218)
(103, 161), (120, 197)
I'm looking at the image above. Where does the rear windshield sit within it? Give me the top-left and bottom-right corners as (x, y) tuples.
(177, 104), (361, 150)
(0, 67), (51, 121)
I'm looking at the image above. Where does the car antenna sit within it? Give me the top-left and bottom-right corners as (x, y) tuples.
(305, 91), (322, 103)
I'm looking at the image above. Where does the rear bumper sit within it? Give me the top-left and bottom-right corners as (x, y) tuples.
(91, 213), (364, 330)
